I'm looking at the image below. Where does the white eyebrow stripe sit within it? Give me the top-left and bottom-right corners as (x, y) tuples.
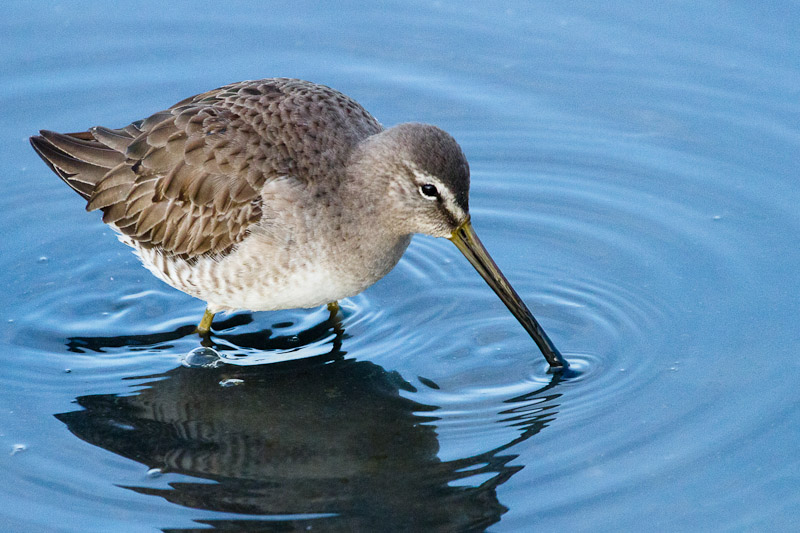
(411, 168), (437, 183)
(403, 161), (467, 222)
(403, 160), (445, 187)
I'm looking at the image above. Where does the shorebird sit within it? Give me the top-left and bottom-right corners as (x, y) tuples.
(30, 78), (567, 369)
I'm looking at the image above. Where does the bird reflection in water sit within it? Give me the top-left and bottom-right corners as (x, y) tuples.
(57, 314), (566, 531)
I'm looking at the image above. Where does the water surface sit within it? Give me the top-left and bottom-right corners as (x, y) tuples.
(1, 1), (799, 531)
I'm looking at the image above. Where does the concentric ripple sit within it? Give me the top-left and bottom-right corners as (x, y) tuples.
(2, 2), (799, 531)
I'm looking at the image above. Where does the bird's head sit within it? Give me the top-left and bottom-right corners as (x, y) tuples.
(349, 122), (470, 238)
(348, 122), (568, 369)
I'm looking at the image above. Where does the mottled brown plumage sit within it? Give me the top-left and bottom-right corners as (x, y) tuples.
(33, 79), (382, 259)
(30, 78), (567, 368)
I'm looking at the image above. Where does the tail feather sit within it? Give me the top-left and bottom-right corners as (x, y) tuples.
(30, 129), (127, 201)
(39, 129), (126, 168)
(91, 126), (137, 153)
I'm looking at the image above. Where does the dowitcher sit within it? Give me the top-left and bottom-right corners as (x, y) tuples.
(30, 78), (567, 369)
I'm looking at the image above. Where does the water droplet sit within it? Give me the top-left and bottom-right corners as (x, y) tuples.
(619, 368), (627, 372)
(181, 347), (222, 368)
(10, 444), (26, 456)
(712, 215), (722, 220)
(146, 467), (162, 478)
(289, 335), (300, 343)
(37, 256), (48, 263)
(64, 368), (72, 374)
(219, 378), (244, 388)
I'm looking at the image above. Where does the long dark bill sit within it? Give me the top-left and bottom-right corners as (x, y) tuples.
(449, 218), (569, 370)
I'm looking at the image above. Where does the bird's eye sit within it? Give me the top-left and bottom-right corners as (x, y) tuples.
(420, 184), (439, 199)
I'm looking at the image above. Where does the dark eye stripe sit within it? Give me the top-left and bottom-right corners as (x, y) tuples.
(420, 184), (438, 198)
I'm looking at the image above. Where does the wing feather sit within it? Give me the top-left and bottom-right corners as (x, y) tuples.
(31, 78), (384, 259)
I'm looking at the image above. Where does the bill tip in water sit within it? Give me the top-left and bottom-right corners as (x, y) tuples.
(542, 347), (569, 372)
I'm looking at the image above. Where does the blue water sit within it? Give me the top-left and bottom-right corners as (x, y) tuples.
(2, 1), (799, 531)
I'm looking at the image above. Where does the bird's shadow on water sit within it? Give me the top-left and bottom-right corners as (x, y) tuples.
(56, 313), (569, 532)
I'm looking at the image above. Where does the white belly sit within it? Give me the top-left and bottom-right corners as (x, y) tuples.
(123, 231), (410, 313)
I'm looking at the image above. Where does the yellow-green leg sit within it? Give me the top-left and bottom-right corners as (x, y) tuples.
(326, 301), (345, 353)
(196, 308), (215, 335)
(327, 301), (340, 316)
(327, 301), (343, 332)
